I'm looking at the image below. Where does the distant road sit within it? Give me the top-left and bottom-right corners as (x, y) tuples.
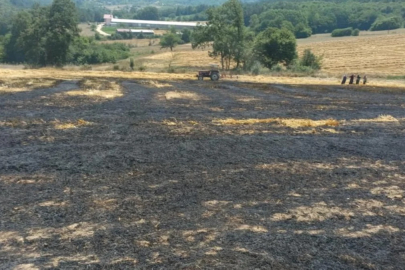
(96, 23), (111, 37)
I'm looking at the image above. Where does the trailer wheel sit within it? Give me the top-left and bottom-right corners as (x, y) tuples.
(210, 73), (219, 81)
(198, 76), (203, 80)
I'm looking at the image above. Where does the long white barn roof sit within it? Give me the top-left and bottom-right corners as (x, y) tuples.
(111, 18), (202, 27)
(117, 29), (155, 33)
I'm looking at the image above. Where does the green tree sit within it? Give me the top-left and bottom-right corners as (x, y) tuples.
(181, 28), (191, 43)
(135, 6), (159, 20)
(300, 49), (322, 70)
(19, 5), (48, 66)
(370, 16), (402, 31)
(46, 0), (79, 66)
(192, 0), (246, 70)
(160, 32), (181, 51)
(295, 23), (312, 39)
(222, 0), (245, 68)
(253, 27), (297, 69)
(192, 8), (232, 70)
(3, 11), (31, 63)
(249, 14), (259, 30)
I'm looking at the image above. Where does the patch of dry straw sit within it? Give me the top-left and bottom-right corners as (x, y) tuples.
(213, 118), (340, 128)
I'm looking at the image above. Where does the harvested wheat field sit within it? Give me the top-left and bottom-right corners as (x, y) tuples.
(116, 30), (405, 76)
(1, 71), (405, 269)
(298, 32), (405, 76)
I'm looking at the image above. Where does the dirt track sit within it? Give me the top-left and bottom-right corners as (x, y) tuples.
(1, 79), (405, 269)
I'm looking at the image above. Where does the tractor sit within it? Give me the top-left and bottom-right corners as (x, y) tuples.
(197, 65), (220, 81)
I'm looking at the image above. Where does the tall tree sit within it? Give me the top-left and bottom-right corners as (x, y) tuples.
(192, 0), (246, 70)
(2, 11), (30, 63)
(253, 27), (297, 69)
(19, 5), (48, 66)
(222, 0), (245, 68)
(46, 0), (79, 66)
(135, 6), (159, 20)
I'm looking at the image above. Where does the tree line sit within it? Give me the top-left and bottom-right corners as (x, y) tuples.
(0, 0), (129, 66)
(245, 0), (405, 36)
(111, 0), (405, 38)
(0, 0), (108, 35)
(100, 0), (405, 47)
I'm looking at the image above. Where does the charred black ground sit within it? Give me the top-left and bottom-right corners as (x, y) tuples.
(1, 79), (404, 269)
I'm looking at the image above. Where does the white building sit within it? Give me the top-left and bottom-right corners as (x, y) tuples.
(104, 14), (113, 25)
(104, 15), (203, 29)
(116, 29), (155, 35)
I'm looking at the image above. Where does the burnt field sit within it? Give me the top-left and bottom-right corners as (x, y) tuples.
(1, 78), (405, 269)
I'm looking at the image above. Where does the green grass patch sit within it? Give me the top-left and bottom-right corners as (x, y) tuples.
(387, 75), (405, 80)
(102, 26), (118, 35)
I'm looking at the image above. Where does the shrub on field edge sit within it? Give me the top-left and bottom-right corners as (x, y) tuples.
(80, 65), (92, 70)
(130, 58), (135, 70)
(167, 66), (175, 73)
(270, 64), (283, 72)
(331, 27), (353, 37)
(300, 49), (322, 70)
(250, 61), (264, 75)
(370, 16), (402, 31)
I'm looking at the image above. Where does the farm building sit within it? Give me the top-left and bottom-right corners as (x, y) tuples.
(116, 29), (155, 36)
(103, 14), (113, 25)
(104, 15), (203, 29)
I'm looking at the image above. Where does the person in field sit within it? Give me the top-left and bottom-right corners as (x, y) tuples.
(356, 74), (361, 84)
(363, 75), (367, 84)
(349, 74), (354, 84)
(341, 74), (347, 84)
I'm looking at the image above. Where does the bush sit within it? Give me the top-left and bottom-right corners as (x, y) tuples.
(250, 61), (264, 75)
(270, 64), (283, 72)
(113, 65), (120, 70)
(295, 23), (312, 39)
(67, 37), (131, 65)
(300, 49), (322, 70)
(80, 65), (92, 70)
(331, 27), (353, 37)
(95, 33), (102, 40)
(288, 63), (315, 73)
(352, 28), (360, 36)
(129, 58), (134, 70)
(167, 66), (175, 73)
(370, 16), (402, 31)
(139, 66), (147, 71)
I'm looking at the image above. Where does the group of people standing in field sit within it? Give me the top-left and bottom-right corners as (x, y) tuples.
(341, 74), (367, 85)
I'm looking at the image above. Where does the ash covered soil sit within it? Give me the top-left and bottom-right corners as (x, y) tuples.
(1, 78), (405, 269)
